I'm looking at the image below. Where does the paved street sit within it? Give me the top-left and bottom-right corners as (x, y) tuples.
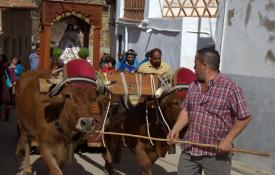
(0, 110), (243, 175)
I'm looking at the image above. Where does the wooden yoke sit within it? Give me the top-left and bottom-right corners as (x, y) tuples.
(98, 72), (161, 96)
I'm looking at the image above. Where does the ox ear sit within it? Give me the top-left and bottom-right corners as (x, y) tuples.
(44, 95), (64, 122)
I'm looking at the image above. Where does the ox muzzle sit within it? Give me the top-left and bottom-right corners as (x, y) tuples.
(76, 117), (96, 133)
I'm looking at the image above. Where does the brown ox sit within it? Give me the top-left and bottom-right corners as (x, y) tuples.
(103, 68), (195, 175)
(15, 69), (100, 175)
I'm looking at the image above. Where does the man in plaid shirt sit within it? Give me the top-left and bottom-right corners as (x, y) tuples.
(167, 48), (251, 175)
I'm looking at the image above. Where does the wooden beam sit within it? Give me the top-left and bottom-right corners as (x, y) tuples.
(39, 25), (51, 70)
(93, 27), (101, 71)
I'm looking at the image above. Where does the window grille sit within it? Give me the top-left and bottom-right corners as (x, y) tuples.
(163, 0), (219, 18)
(123, 0), (145, 21)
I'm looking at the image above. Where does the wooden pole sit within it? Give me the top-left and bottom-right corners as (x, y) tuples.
(96, 131), (270, 157)
(93, 27), (101, 71)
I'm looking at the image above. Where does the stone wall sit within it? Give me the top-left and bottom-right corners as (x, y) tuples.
(31, 5), (111, 60)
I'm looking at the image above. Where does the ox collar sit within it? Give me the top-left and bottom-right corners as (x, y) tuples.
(49, 77), (96, 97)
(55, 119), (83, 143)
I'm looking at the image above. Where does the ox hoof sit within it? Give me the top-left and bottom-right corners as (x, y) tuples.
(23, 164), (32, 175)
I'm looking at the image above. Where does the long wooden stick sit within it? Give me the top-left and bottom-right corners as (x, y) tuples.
(96, 131), (270, 157)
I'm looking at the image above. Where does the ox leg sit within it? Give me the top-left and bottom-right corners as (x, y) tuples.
(15, 131), (24, 164)
(15, 130), (26, 175)
(17, 130), (32, 175)
(102, 148), (115, 175)
(134, 142), (153, 175)
(39, 144), (63, 175)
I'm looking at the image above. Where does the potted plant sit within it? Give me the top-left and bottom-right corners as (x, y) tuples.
(78, 48), (90, 59)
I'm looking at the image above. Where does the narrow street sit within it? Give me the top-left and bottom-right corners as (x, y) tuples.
(0, 109), (245, 175)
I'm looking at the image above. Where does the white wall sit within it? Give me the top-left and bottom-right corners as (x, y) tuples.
(180, 18), (217, 70)
(217, 0), (275, 79)
(146, 0), (163, 19)
(216, 0), (275, 173)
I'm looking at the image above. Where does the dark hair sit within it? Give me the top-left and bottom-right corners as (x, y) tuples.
(0, 54), (8, 63)
(197, 47), (220, 71)
(150, 48), (162, 57)
(105, 56), (116, 66)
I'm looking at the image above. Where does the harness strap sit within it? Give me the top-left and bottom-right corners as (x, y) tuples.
(120, 72), (129, 109)
(49, 77), (97, 96)
(55, 119), (83, 143)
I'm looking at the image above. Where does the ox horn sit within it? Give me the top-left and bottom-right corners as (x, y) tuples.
(155, 84), (190, 98)
(155, 86), (170, 98)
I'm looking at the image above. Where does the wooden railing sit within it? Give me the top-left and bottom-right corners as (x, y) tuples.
(123, 0), (145, 21)
(163, 0), (219, 18)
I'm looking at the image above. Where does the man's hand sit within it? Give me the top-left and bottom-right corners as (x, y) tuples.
(166, 130), (179, 145)
(218, 138), (233, 152)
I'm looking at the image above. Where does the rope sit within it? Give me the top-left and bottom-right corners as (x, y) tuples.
(150, 74), (156, 96)
(155, 98), (171, 132)
(100, 73), (111, 147)
(95, 131), (270, 157)
(135, 74), (142, 98)
(100, 93), (111, 147)
(120, 72), (129, 109)
(145, 105), (154, 145)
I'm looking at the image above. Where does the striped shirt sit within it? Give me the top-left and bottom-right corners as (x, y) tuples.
(181, 73), (250, 156)
(138, 61), (172, 75)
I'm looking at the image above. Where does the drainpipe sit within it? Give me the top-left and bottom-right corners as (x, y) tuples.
(220, 0), (228, 71)
(124, 25), (128, 52)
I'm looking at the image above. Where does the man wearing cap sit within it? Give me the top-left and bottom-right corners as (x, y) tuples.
(117, 49), (139, 73)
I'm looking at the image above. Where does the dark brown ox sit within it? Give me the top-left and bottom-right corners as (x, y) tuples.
(15, 70), (99, 175)
(103, 68), (195, 175)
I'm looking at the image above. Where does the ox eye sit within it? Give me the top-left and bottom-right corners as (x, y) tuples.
(64, 93), (73, 100)
(172, 100), (180, 105)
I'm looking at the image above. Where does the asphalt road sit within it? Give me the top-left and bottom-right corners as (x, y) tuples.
(0, 109), (242, 175)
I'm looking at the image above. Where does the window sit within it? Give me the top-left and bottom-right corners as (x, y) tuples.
(124, 0), (145, 21)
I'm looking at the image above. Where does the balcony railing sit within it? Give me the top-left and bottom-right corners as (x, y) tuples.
(163, 0), (219, 18)
(123, 0), (145, 21)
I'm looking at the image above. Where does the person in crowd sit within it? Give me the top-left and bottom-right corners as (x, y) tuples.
(117, 49), (139, 73)
(101, 56), (116, 73)
(15, 60), (25, 80)
(8, 56), (17, 105)
(99, 52), (110, 70)
(29, 44), (40, 70)
(138, 48), (172, 75)
(167, 47), (251, 175)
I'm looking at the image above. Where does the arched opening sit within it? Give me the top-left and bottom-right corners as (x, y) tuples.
(39, 1), (102, 70)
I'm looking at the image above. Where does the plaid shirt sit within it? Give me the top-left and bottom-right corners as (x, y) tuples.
(181, 73), (250, 156)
